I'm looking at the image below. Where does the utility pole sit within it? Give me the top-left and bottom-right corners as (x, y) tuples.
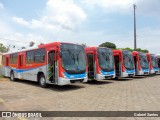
(133, 4), (137, 51)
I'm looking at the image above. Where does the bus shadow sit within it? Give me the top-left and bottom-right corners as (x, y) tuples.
(14, 79), (85, 91)
(147, 74), (158, 77)
(133, 76), (147, 79)
(86, 80), (114, 85)
(112, 78), (133, 81)
(15, 79), (39, 87)
(47, 84), (85, 92)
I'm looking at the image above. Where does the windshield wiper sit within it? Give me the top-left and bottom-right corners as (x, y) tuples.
(124, 55), (133, 64)
(66, 49), (76, 63)
(75, 50), (81, 64)
(102, 52), (110, 61)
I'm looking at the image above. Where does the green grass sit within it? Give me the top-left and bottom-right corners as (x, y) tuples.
(0, 74), (4, 78)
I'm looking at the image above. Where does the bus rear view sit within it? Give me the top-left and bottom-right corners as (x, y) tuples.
(132, 51), (149, 75)
(85, 47), (115, 80)
(113, 50), (135, 78)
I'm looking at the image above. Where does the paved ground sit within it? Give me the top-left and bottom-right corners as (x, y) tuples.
(0, 75), (160, 120)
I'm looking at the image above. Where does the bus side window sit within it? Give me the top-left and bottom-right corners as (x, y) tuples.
(26, 50), (35, 64)
(35, 49), (46, 63)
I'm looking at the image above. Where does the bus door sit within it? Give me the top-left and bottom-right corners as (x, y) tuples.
(87, 54), (95, 79)
(157, 58), (160, 72)
(5, 56), (9, 76)
(47, 51), (57, 84)
(114, 55), (120, 77)
(133, 56), (137, 74)
(18, 54), (24, 79)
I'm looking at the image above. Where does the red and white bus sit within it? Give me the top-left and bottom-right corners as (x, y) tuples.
(156, 54), (160, 73)
(132, 51), (149, 75)
(1, 42), (87, 86)
(146, 53), (159, 74)
(113, 50), (135, 78)
(85, 47), (115, 80)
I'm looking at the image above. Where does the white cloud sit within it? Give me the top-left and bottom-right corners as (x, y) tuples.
(12, 0), (87, 31)
(0, 32), (45, 52)
(82, 0), (160, 17)
(12, 17), (30, 26)
(136, 28), (160, 54)
(81, 0), (136, 13)
(0, 2), (4, 9)
(136, 0), (160, 17)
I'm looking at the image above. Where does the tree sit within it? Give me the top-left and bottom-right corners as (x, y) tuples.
(81, 43), (87, 48)
(29, 41), (35, 47)
(136, 48), (149, 53)
(21, 47), (26, 49)
(99, 42), (116, 49)
(0, 43), (8, 53)
(118, 47), (149, 53)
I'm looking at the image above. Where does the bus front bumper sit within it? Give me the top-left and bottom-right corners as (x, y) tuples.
(137, 70), (149, 75)
(121, 72), (135, 78)
(58, 77), (88, 85)
(96, 74), (115, 80)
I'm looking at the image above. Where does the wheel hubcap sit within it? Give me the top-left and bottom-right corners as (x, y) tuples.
(11, 74), (13, 80)
(40, 77), (45, 85)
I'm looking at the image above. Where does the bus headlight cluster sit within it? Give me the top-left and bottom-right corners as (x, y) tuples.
(63, 73), (68, 79)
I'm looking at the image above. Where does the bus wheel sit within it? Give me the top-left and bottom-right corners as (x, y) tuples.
(114, 77), (118, 80)
(39, 74), (47, 88)
(10, 72), (15, 81)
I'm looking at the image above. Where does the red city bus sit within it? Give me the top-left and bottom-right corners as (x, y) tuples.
(113, 50), (135, 78)
(146, 53), (159, 74)
(1, 42), (87, 87)
(132, 51), (149, 75)
(156, 54), (160, 73)
(85, 47), (115, 80)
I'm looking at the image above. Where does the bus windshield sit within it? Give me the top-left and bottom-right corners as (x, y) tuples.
(98, 48), (114, 71)
(139, 53), (149, 69)
(151, 55), (158, 68)
(123, 51), (134, 70)
(60, 43), (86, 74)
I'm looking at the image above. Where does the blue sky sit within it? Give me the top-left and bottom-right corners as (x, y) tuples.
(0, 0), (160, 53)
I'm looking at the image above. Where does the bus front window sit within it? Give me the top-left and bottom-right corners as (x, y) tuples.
(139, 53), (149, 69)
(61, 43), (86, 74)
(151, 55), (158, 68)
(98, 48), (114, 71)
(123, 51), (134, 70)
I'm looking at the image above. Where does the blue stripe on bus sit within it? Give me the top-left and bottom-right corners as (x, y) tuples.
(153, 68), (159, 72)
(142, 68), (149, 72)
(64, 72), (86, 79)
(126, 69), (135, 74)
(4, 66), (45, 73)
(100, 70), (115, 75)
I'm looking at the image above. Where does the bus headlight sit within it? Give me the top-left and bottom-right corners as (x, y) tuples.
(63, 73), (68, 79)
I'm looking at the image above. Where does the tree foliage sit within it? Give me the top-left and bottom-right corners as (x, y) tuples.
(99, 42), (116, 49)
(99, 41), (149, 53)
(118, 47), (149, 53)
(0, 43), (8, 53)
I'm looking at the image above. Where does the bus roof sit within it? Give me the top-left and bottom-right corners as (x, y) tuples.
(2, 42), (83, 55)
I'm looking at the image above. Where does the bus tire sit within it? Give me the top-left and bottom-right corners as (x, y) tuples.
(10, 72), (16, 81)
(39, 74), (47, 88)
